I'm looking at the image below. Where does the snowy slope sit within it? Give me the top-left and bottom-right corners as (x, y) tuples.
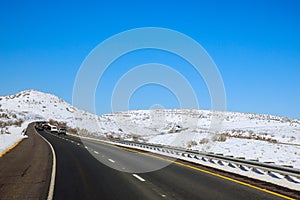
(0, 90), (299, 168)
(0, 90), (78, 122)
(103, 110), (300, 168)
(103, 109), (300, 144)
(0, 90), (116, 134)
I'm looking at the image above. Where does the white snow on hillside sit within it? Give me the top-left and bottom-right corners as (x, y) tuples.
(0, 90), (113, 134)
(0, 89), (78, 122)
(0, 123), (28, 153)
(0, 90), (299, 168)
(103, 109), (300, 143)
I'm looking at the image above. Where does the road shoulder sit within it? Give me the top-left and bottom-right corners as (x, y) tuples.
(0, 123), (52, 199)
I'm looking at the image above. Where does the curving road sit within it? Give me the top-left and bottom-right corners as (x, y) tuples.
(0, 124), (51, 199)
(36, 128), (292, 200)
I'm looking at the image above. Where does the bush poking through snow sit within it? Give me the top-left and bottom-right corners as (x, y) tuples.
(15, 119), (24, 127)
(212, 134), (227, 142)
(106, 134), (114, 140)
(66, 127), (78, 135)
(199, 138), (210, 144)
(0, 118), (24, 128)
(0, 127), (10, 134)
(187, 140), (198, 149)
(132, 134), (141, 141)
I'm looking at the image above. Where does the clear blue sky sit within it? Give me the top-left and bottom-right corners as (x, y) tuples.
(0, 0), (299, 118)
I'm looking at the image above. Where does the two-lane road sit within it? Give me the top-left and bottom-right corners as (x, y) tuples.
(37, 129), (291, 200)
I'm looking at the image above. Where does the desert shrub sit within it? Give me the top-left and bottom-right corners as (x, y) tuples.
(189, 140), (197, 146)
(199, 138), (210, 144)
(219, 134), (227, 142)
(187, 140), (198, 148)
(79, 128), (90, 136)
(57, 121), (67, 128)
(0, 113), (8, 118)
(5, 121), (13, 126)
(212, 134), (227, 142)
(290, 136), (296, 141)
(4, 127), (10, 134)
(15, 119), (24, 127)
(114, 136), (121, 140)
(49, 120), (69, 129)
(168, 127), (180, 133)
(0, 121), (8, 128)
(49, 119), (58, 126)
(66, 127), (78, 134)
(0, 127), (9, 134)
(106, 134), (114, 140)
(132, 134), (140, 141)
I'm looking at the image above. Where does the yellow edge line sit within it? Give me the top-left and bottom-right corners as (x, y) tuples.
(0, 138), (24, 158)
(86, 139), (295, 200)
(70, 134), (295, 200)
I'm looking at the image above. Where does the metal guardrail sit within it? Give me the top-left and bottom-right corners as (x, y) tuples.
(66, 132), (300, 191)
(108, 139), (300, 189)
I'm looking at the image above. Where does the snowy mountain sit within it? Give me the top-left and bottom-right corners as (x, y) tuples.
(0, 90), (299, 168)
(0, 90), (119, 135)
(0, 90), (75, 122)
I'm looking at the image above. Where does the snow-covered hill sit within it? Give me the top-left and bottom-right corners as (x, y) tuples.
(103, 109), (300, 144)
(0, 90), (299, 168)
(0, 90), (119, 135)
(101, 110), (300, 168)
(0, 89), (76, 121)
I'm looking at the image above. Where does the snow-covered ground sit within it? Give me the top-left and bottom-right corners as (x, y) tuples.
(0, 90), (299, 168)
(100, 109), (300, 168)
(0, 117), (29, 154)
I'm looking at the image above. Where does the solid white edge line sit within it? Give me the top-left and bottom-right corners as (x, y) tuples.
(35, 128), (56, 200)
(132, 174), (145, 182)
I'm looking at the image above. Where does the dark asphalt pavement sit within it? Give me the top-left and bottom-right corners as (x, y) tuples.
(0, 124), (51, 200)
(38, 130), (288, 200)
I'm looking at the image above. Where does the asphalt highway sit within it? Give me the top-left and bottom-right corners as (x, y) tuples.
(38, 129), (290, 200)
(0, 124), (51, 200)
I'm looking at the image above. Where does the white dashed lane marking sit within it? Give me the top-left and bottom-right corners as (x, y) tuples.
(108, 159), (115, 163)
(132, 174), (145, 182)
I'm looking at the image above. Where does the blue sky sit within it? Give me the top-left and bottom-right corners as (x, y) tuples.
(0, 0), (299, 118)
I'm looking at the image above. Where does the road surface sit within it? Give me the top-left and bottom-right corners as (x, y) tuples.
(0, 124), (51, 199)
(37, 128), (292, 200)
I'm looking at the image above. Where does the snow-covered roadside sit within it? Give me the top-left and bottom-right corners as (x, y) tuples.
(0, 122), (30, 156)
(145, 132), (300, 169)
(196, 138), (300, 168)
